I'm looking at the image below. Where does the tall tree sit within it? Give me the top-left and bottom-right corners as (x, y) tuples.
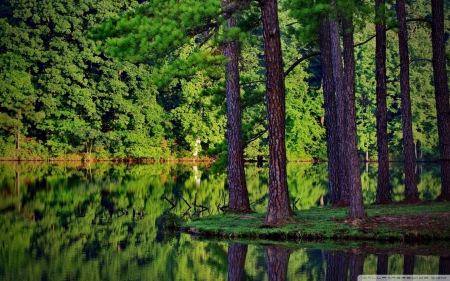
(329, 12), (350, 207)
(319, 19), (340, 205)
(227, 243), (248, 281)
(342, 16), (365, 219)
(396, 0), (419, 202)
(260, 0), (293, 226)
(263, 246), (291, 281)
(223, 1), (252, 213)
(375, 0), (392, 204)
(431, 0), (450, 201)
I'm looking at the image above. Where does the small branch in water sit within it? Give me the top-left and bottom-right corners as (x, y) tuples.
(162, 195), (176, 210)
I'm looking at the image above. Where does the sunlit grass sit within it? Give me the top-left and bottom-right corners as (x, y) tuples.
(182, 201), (450, 242)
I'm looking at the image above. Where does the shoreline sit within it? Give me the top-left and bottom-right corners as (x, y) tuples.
(181, 201), (450, 243)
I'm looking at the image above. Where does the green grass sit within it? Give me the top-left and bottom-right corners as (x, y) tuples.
(181, 201), (450, 242)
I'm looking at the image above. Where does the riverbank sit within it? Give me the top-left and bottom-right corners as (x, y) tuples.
(182, 201), (450, 242)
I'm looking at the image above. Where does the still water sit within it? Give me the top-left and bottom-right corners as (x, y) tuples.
(0, 161), (448, 280)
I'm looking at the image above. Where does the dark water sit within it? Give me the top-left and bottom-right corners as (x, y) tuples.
(0, 161), (448, 280)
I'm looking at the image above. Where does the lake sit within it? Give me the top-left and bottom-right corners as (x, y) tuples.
(1, 161), (448, 280)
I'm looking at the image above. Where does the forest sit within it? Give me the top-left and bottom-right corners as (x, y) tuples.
(0, 0), (448, 163)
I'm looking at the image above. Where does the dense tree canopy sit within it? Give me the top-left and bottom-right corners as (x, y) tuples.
(0, 0), (448, 168)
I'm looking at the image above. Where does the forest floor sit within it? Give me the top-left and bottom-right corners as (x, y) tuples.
(181, 201), (450, 244)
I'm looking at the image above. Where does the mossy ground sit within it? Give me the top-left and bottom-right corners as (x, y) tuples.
(182, 201), (450, 242)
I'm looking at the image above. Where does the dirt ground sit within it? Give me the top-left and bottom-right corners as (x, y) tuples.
(354, 212), (450, 234)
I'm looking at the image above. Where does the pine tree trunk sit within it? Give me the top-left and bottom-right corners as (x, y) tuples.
(396, 0), (419, 202)
(431, 0), (450, 201)
(319, 19), (341, 205)
(342, 17), (365, 220)
(260, 0), (292, 226)
(326, 251), (349, 281)
(227, 243), (248, 281)
(349, 253), (365, 281)
(329, 15), (350, 207)
(223, 1), (252, 213)
(375, 0), (392, 204)
(439, 256), (450, 274)
(376, 254), (389, 275)
(403, 255), (415, 275)
(264, 246), (291, 281)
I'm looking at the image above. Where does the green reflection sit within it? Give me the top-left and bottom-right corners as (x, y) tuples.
(0, 161), (444, 280)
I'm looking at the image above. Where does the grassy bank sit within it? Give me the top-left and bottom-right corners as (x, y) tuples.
(182, 201), (450, 242)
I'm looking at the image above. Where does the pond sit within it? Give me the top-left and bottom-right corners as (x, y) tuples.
(0, 161), (448, 280)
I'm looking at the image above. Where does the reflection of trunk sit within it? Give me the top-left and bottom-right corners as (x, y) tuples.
(376, 254), (389, 275)
(16, 171), (20, 194)
(326, 251), (349, 281)
(349, 253), (365, 281)
(264, 246), (291, 281)
(228, 243), (248, 281)
(396, 0), (419, 201)
(403, 255), (415, 275)
(319, 19), (340, 205)
(439, 256), (450, 274)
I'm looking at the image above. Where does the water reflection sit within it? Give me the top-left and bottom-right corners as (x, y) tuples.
(264, 245), (292, 281)
(0, 161), (448, 280)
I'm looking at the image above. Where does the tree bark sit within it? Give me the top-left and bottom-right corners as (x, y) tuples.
(396, 0), (419, 202)
(223, 1), (252, 213)
(431, 0), (450, 201)
(439, 256), (450, 274)
(260, 0), (292, 226)
(342, 17), (365, 219)
(349, 253), (365, 281)
(264, 246), (291, 281)
(228, 243), (248, 281)
(376, 254), (389, 275)
(375, 0), (392, 204)
(329, 14), (350, 207)
(403, 255), (415, 275)
(326, 251), (349, 281)
(319, 19), (341, 205)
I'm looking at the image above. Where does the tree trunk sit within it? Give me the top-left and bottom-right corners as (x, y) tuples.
(403, 255), (415, 275)
(375, 0), (392, 204)
(264, 246), (291, 281)
(349, 253), (365, 281)
(342, 17), (365, 219)
(223, 1), (252, 213)
(376, 254), (389, 275)
(396, 0), (419, 202)
(260, 0), (292, 226)
(329, 14), (350, 207)
(431, 0), (450, 201)
(439, 256), (450, 274)
(319, 19), (341, 205)
(227, 243), (248, 281)
(326, 251), (349, 281)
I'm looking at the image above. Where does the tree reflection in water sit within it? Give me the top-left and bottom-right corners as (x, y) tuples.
(403, 255), (415, 275)
(263, 245), (292, 281)
(440, 256), (450, 274)
(227, 243), (248, 281)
